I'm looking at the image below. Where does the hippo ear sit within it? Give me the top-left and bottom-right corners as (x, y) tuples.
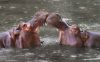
(17, 22), (27, 30)
(84, 31), (89, 39)
(22, 23), (27, 28)
(81, 30), (89, 42)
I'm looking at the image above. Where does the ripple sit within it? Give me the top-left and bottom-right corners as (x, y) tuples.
(78, 54), (83, 57)
(6, 60), (17, 62)
(52, 50), (61, 54)
(70, 55), (77, 58)
(62, 18), (72, 24)
(33, 59), (52, 62)
(0, 56), (7, 61)
(83, 58), (100, 61)
(24, 11), (28, 14)
(38, 54), (46, 58)
(25, 53), (35, 56)
(84, 53), (90, 55)
(9, 6), (16, 9)
(79, 23), (100, 31)
(0, 6), (2, 9)
(53, 0), (60, 2)
(79, 24), (90, 30)
(41, 37), (57, 45)
(14, 54), (25, 57)
(34, 6), (38, 9)
(19, 18), (24, 20)
(79, 6), (86, 10)
(1, 49), (14, 53)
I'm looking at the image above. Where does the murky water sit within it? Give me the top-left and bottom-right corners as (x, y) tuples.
(0, 0), (100, 62)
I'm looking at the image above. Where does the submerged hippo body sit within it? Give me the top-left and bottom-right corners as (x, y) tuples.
(0, 28), (20, 48)
(59, 24), (83, 47)
(16, 22), (41, 48)
(0, 32), (11, 48)
(59, 29), (83, 47)
(81, 31), (100, 48)
(16, 31), (41, 48)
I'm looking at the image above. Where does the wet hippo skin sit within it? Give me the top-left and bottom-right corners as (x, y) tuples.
(81, 31), (100, 48)
(16, 11), (49, 48)
(58, 24), (83, 47)
(19, 11), (66, 47)
(27, 11), (67, 32)
(0, 28), (20, 48)
(27, 11), (49, 32)
(16, 22), (41, 48)
(46, 15), (83, 47)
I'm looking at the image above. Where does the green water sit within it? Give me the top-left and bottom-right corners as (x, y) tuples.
(0, 0), (100, 62)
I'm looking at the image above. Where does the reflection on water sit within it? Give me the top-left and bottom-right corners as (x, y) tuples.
(0, 0), (100, 62)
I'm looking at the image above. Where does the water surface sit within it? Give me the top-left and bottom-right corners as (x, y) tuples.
(0, 0), (100, 62)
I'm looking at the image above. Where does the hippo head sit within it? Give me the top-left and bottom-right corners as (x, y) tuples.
(28, 11), (49, 32)
(33, 11), (49, 26)
(17, 22), (33, 32)
(60, 24), (83, 47)
(80, 30), (89, 43)
(69, 24), (81, 35)
(46, 13), (68, 31)
(8, 27), (20, 47)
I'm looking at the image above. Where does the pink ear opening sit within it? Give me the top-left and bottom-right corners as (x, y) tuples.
(22, 23), (27, 28)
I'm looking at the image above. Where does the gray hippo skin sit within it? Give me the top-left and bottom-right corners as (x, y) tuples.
(0, 28), (20, 48)
(59, 24), (83, 47)
(81, 31), (100, 48)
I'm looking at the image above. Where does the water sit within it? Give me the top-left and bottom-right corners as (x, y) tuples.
(0, 46), (100, 62)
(0, 0), (100, 62)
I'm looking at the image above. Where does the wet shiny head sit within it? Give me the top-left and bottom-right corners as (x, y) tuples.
(80, 30), (89, 43)
(18, 22), (33, 32)
(46, 13), (68, 30)
(33, 11), (49, 27)
(69, 24), (80, 35)
(28, 11), (49, 32)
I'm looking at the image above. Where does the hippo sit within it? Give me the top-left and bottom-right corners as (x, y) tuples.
(81, 30), (100, 48)
(58, 24), (83, 47)
(47, 17), (100, 48)
(0, 27), (20, 48)
(16, 22), (41, 48)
